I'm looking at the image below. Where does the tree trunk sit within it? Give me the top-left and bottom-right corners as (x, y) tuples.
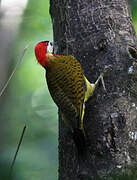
(50, 0), (137, 179)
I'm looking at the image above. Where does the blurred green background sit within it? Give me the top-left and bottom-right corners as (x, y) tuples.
(0, 0), (137, 180)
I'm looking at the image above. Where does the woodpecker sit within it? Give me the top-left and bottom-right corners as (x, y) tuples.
(34, 41), (106, 160)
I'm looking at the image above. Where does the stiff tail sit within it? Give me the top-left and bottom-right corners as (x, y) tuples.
(72, 128), (92, 176)
(72, 128), (87, 161)
(72, 128), (97, 176)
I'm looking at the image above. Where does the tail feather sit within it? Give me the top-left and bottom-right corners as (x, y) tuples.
(72, 128), (87, 160)
(72, 128), (97, 176)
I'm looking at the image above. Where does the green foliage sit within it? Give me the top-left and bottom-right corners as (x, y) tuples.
(2, 0), (57, 180)
(19, 0), (52, 39)
(130, 0), (137, 31)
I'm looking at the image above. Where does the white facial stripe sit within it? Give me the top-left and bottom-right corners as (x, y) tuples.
(47, 41), (53, 53)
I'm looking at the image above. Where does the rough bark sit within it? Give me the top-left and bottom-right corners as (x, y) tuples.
(50, 0), (137, 179)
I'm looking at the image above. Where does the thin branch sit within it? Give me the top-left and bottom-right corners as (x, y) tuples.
(0, 44), (30, 97)
(9, 125), (27, 175)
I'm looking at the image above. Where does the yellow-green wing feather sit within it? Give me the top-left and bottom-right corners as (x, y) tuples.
(46, 55), (96, 132)
(46, 55), (86, 130)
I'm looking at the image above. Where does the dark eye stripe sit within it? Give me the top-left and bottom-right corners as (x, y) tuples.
(50, 42), (53, 46)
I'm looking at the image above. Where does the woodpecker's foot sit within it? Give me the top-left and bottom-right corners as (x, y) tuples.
(95, 65), (112, 91)
(94, 73), (106, 91)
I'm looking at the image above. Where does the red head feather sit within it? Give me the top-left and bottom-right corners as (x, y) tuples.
(35, 41), (50, 67)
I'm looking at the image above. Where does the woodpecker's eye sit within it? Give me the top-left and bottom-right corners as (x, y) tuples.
(47, 41), (54, 53)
